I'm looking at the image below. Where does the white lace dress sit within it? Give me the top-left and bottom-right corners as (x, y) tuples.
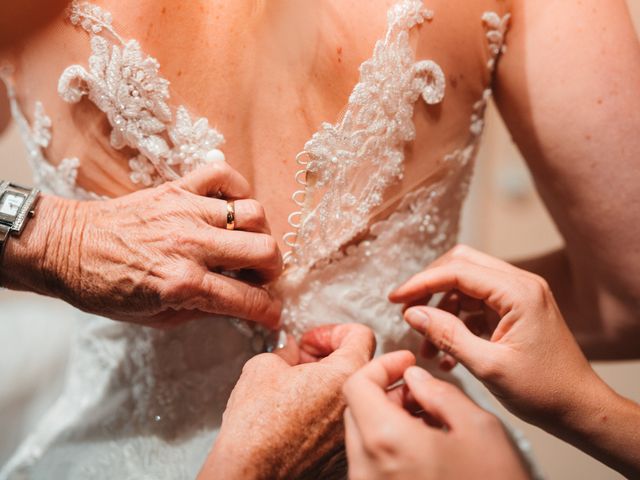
(1, 1), (536, 478)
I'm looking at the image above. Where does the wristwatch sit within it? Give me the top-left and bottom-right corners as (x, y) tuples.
(0, 181), (40, 262)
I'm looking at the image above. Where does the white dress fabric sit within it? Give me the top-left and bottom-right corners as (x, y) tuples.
(1, 1), (536, 478)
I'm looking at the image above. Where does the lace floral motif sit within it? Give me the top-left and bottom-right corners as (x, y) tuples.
(283, 5), (511, 274)
(68, 1), (121, 39)
(283, 0), (446, 268)
(279, 10), (512, 331)
(166, 107), (225, 176)
(0, 68), (100, 200)
(31, 102), (52, 149)
(1, 5), (533, 480)
(471, 13), (511, 136)
(58, 0), (226, 186)
(129, 154), (162, 187)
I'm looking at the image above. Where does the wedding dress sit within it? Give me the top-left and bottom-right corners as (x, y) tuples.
(1, 1), (537, 478)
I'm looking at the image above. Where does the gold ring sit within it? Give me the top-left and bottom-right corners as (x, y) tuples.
(226, 200), (236, 230)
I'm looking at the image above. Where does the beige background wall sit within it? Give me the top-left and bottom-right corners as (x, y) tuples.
(1, 1), (639, 477)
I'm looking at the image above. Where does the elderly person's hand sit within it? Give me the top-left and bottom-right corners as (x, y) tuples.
(343, 351), (529, 480)
(198, 323), (376, 480)
(2, 163), (283, 328)
(390, 245), (640, 477)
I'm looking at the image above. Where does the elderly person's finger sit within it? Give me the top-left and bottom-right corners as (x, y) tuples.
(206, 332), (379, 478)
(202, 230), (283, 282)
(177, 162), (252, 199)
(190, 196), (272, 234)
(173, 272), (282, 328)
(160, 227), (282, 283)
(299, 324), (377, 369)
(271, 334), (301, 365)
(31, 165), (284, 327)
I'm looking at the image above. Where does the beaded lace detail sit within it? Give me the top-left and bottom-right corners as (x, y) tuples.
(58, 1), (226, 187)
(0, 68), (99, 200)
(1, 4), (525, 480)
(279, 11), (512, 338)
(283, 0), (446, 267)
(2, 0), (512, 350)
(2, 1), (227, 195)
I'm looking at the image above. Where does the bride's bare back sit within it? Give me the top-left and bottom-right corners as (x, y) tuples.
(4, 0), (509, 246)
(2, 0), (639, 345)
(1, 1), (640, 478)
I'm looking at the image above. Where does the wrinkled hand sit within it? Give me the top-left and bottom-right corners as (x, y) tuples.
(343, 352), (529, 480)
(199, 324), (376, 480)
(390, 245), (603, 426)
(38, 164), (282, 327)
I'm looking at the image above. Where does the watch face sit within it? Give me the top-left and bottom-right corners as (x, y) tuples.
(0, 192), (27, 217)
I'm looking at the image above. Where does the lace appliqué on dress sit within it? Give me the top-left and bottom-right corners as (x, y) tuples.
(0, 68), (99, 200)
(58, 1), (226, 188)
(283, 0), (446, 268)
(483, 12), (510, 71)
(2, 0), (227, 196)
(280, 10), (512, 339)
(1, 6), (539, 480)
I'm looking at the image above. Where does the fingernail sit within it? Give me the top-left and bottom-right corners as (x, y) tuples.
(406, 366), (432, 382)
(406, 307), (430, 329)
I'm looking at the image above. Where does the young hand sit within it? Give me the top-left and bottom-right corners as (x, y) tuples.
(390, 245), (601, 425)
(343, 352), (529, 480)
(391, 245), (640, 477)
